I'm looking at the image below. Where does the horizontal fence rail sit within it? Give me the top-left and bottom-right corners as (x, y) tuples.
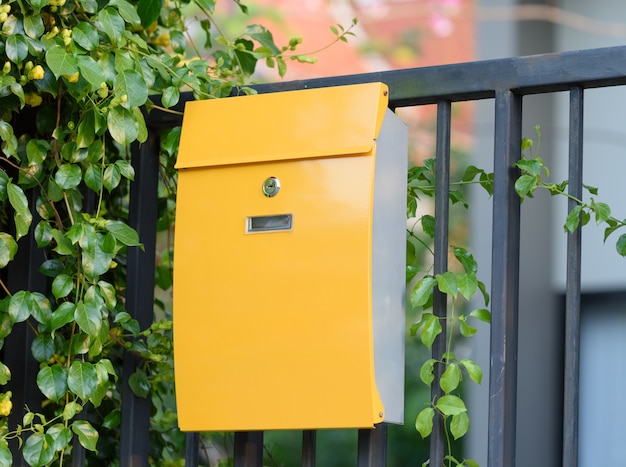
(5, 44), (626, 466)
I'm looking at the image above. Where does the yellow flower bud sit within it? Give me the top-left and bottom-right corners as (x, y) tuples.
(2, 61), (11, 75)
(0, 13), (8, 23)
(0, 398), (12, 417)
(28, 65), (45, 80)
(151, 33), (171, 47)
(65, 71), (79, 83)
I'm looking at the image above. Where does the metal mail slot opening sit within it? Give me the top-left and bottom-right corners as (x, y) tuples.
(246, 214), (293, 233)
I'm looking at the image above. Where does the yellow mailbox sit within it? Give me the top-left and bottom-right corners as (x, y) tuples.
(173, 83), (407, 431)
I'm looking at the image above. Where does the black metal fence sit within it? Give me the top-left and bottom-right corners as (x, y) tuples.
(7, 44), (626, 466)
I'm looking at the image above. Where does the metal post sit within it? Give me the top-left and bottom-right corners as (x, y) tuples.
(120, 130), (161, 466)
(562, 86), (584, 467)
(488, 89), (522, 467)
(430, 100), (452, 467)
(357, 424), (388, 467)
(234, 432), (264, 467)
(302, 430), (316, 467)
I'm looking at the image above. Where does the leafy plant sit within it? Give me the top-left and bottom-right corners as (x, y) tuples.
(0, 0), (356, 465)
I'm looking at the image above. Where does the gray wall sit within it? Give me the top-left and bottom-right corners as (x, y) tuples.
(466, 0), (626, 465)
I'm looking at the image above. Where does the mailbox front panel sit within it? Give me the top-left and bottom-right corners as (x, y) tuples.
(174, 154), (384, 431)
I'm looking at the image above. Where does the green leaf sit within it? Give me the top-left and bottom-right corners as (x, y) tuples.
(103, 164), (121, 192)
(7, 182), (32, 241)
(52, 274), (73, 299)
(459, 319), (477, 337)
(453, 247), (477, 273)
(77, 55), (105, 91)
(55, 164), (82, 190)
(616, 233), (626, 257)
(107, 106), (139, 146)
(128, 368), (150, 398)
(5, 34), (29, 64)
(415, 407), (434, 438)
(440, 363), (461, 394)
(26, 0), (49, 8)
(68, 361), (98, 401)
(564, 205), (583, 234)
(102, 409), (121, 429)
(110, 0), (141, 25)
(133, 107), (148, 144)
(450, 411), (470, 439)
(460, 359), (483, 384)
(51, 302), (76, 332)
(96, 7), (125, 45)
(421, 215), (435, 239)
(72, 420), (99, 452)
(114, 69), (148, 109)
(162, 86), (180, 109)
(410, 275), (436, 308)
(26, 139), (50, 165)
(73, 22), (99, 51)
(591, 200), (611, 224)
(9, 290), (32, 323)
(105, 221), (142, 247)
(82, 238), (114, 279)
(0, 362), (10, 385)
(0, 438), (12, 467)
(246, 24), (281, 54)
(0, 122), (17, 158)
(63, 401), (82, 420)
(419, 358), (436, 386)
(457, 273), (478, 300)
(98, 281), (117, 309)
(436, 394), (467, 416)
(583, 183), (598, 195)
(45, 45), (78, 79)
(23, 433), (55, 467)
(137, 0), (163, 27)
(37, 365), (68, 401)
(31, 334), (55, 362)
(514, 174), (537, 200)
(469, 308), (491, 323)
(47, 424), (72, 452)
(421, 313), (442, 350)
(436, 271), (458, 297)
(0, 233), (18, 269)
(74, 300), (101, 338)
(115, 160), (135, 181)
(24, 14), (45, 39)
(465, 460), (480, 467)
(84, 165), (103, 192)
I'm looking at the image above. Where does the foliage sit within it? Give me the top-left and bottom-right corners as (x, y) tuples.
(0, 0), (358, 465)
(407, 156), (491, 467)
(409, 125), (626, 467)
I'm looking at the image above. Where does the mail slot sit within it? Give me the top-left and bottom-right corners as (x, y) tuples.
(173, 83), (408, 431)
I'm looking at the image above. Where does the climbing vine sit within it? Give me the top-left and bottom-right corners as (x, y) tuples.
(0, 0), (356, 465)
(408, 125), (626, 467)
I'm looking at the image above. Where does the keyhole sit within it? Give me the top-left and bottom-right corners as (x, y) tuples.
(263, 177), (280, 197)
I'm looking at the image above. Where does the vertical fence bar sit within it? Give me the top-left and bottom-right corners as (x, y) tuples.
(233, 432), (264, 467)
(302, 430), (316, 467)
(120, 130), (161, 466)
(488, 89), (522, 467)
(185, 433), (199, 467)
(562, 86), (584, 467)
(357, 424), (388, 467)
(430, 100), (452, 467)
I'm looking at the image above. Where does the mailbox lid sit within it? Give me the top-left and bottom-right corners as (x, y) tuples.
(175, 82), (389, 169)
